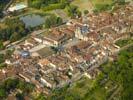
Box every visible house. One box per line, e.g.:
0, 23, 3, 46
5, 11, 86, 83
38, 59, 56, 68
19, 73, 30, 82
38, 59, 50, 68
32, 36, 43, 43
24, 38, 38, 47
83, 54, 93, 62
43, 29, 67, 46
5, 59, 12, 65
40, 77, 52, 88
8, 3, 27, 12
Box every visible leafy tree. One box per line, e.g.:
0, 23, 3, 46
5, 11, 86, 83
0, 63, 7, 69
0, 54, 5, 64
56, 17, 63, 25
0, 18, 27, 42
4, 78, 19, 91
65, 5, 81, 18
45, 18, 51, 28
16, 92, 24, 100
36, 93, 46, 100
10, 32, 21, 42
0, 78, 35, 99
23, 83, 34, 93
84, 10, 89, 15
5, 49, 14, 58
0, 41, 4, 50
17, 81, 25, 91
45, 15, 63, 28
116, 0, 125, 5
29, 0, 68, 9
0, 88, 6, 98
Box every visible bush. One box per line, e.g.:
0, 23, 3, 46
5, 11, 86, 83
0, 54, 5, 64
45, 15, 63, 28
0, 63, 7, 69
84, 10, 89, 15
0, 88, 6, 98
65, 5, 81, 18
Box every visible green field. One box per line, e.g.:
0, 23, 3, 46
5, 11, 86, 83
115, 38, 133, 47
92, 0, 114, 11
72, 0, 114, 12
72, 0, 94, 12
91, 0, 114, 5
49, 75, 108, 100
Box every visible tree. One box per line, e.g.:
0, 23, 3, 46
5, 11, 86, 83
65, 5, 81, 18
56, 17, 63, 25
0, 18, 27, 42
16, 92, 24, 100
0, 41, 4, 50
45, 17, 51, 28
29, 0, 68, 9
23, 83, 34, 93
45, 15, 63, 28
36, 93, 46, 100
116, 0, 125, 5
4, 78, 19, 92
5, 50, 13, 59
0, 88, 6, 98
10, 32, 21, 42
0, 54, 5, 64
17, 81, 25, 91
84, 10, 89, 15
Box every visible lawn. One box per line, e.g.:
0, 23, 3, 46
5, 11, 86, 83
72, 0, 114, 13
37, 47, 55, 57
115, 38, 133, 47
91, 0, 114, 5
68, 76, 94, 98
91, 0, 114, 12
72, 0, 94, 12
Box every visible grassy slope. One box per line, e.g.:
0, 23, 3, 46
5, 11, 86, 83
115, 38, 133, 47
72, 0, 114, 12
91, 0, 113, 5
72, 0, 94, 12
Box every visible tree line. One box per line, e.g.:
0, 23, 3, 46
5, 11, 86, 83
29, 0, 69, 9
0, 78, 34, 100
0, 18, 30, 43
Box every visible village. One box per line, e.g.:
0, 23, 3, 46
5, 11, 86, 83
0, 3, 133, 96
